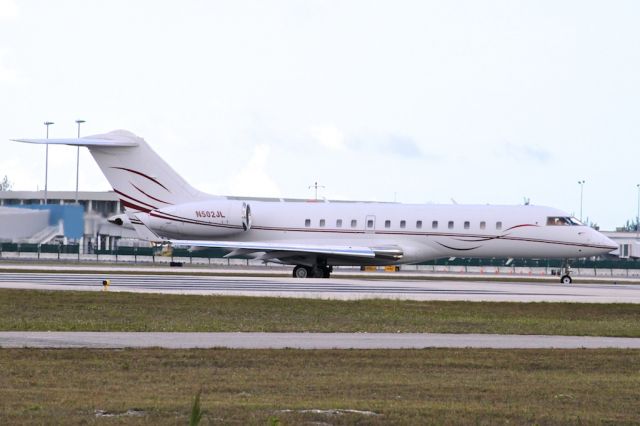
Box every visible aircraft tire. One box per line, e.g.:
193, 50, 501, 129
293, 265, 310, 278
560, 275, 572, 284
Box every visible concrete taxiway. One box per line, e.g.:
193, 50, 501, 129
2, 332, 640, 349
1, 271, 640, 303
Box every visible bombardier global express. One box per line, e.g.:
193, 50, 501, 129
14, 130, 617, 283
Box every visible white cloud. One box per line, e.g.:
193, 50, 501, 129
0, 50, 18, 84
229, 144, 281, 197
0, 0, 18, 20
310, 125, 346, 151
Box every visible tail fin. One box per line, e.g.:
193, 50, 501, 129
13, 130, 212, 213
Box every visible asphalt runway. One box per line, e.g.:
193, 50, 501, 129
1, 271, 640, 303
2, 332, 640, 349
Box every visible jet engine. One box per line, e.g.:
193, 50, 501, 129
107, 213, 134, 229
143, 199, 252, 239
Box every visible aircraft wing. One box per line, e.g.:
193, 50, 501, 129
169, 239, 380, 259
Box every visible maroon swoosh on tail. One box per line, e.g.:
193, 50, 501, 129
131, 183, 172, 205
113, 188, 157, 210
120, 199, 151, 213
111, 167, 170, 192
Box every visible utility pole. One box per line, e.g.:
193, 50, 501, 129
308, 181, 325, 201
636, 183, 639, 238
75, 120, 85, 204
578, 180, 585, 222
44, 121, 54, 204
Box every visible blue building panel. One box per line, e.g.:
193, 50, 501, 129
15, 204, 84, 239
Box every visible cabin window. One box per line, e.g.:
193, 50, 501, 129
367, 219, 374, 228
480, 221, 486, 230
385, 220, 391, 228
336, 219, 342, 228
496, 221, 502, 230
305, 219, 311, 227
400, 220, 406, 229
351, 219, 357, 228
432, 220, 438, 229
416, 220, 422, 229
464, 221, 470, 229
448, 221, 454, 229
319, 219, 325, 227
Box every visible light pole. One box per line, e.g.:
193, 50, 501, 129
636, 183, 639, 238
75, 120, 85, 204
308, 181, 325, 201
44, 121, 54, 204
578, 180, 585, 222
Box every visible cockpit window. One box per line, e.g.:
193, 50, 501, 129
547, 216, 583, 226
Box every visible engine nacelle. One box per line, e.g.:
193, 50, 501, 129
107, 213, 134, 229
144, 199, 252, 239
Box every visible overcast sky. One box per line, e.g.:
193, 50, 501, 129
1, 0, 639, 229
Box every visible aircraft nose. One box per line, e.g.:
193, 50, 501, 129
602, 235, 618, 252
590, 230, 617, 252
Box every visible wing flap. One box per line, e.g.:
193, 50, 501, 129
170, 239, 377, 258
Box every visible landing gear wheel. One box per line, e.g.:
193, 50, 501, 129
293, 265, 310, 278
560, 275, 572, 284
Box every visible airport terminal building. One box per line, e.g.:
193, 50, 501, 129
0, 190, 138, 252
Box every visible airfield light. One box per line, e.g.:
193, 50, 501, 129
43, 121, 54, 204
74, 120, 85, 204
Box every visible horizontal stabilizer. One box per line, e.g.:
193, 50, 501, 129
12, 137, 138, 147
170, 239, 377, 258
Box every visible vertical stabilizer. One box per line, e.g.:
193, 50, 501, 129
14, 130, 214, 214
86, 130, 212, 212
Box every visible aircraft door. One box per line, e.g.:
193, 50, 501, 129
365, 215, 376, 234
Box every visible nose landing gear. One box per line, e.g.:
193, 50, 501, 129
560, 259, 572, 284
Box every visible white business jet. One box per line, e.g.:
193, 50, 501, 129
14, 130, 617, 283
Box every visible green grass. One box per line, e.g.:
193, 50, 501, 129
1, 288, 640, 336
0, 348, 638, 424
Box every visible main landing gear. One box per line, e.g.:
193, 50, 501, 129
560, 259, 572, 284
293, 265, 332, 278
